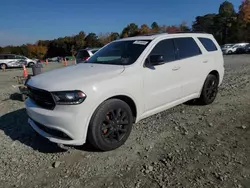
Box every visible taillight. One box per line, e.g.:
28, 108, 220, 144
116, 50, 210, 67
82, 57, 89, 61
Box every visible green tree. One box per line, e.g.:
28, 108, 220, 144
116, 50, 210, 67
121, 23, 139, 38
84, 33, 101, 48
192, 14, 217, 33
110, 32, 119, 41
216, 1, 237, 44
151, 22, 160, 32
74, 31, 85, 50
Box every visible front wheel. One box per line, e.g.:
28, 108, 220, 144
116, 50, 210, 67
198, 74, 219, 105
87, 99, 133, 151
0, 63, 7, 70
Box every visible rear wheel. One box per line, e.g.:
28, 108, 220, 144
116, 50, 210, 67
28, 62, 34, 67
87, 99, 133, 151
227, 50, 233, 55
198, 74, 219, 105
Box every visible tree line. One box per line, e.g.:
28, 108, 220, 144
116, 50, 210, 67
0, 0, 250, 59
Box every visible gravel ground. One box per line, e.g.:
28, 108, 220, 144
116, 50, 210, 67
0, 56, 250, 188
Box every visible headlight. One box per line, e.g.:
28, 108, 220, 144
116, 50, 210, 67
52, 90, 86, 105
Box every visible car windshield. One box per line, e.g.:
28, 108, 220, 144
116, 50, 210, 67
86, 40, 151, 65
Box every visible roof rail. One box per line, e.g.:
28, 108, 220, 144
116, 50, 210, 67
173, 31, 208, 34
140, 32, 168, 36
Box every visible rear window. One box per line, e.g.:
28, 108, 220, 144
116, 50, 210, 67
198, 37, 218, 52
76, 50, 90, 59
174, 37, 201, 59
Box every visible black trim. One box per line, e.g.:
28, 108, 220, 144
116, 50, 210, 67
30, 118, 72, 140
173, 31, 208, 34
27, 85, 56, 110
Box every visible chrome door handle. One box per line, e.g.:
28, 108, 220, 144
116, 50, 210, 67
203, 60, 208, 63
172, 66, 180, 71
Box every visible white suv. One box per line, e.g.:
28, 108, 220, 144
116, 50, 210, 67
0, 54, 37, 68
25, 33, 224, 151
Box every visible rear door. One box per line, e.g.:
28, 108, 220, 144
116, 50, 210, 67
173, 37, 204, 97
197, 36, 223, 84
6, 55, 19, 67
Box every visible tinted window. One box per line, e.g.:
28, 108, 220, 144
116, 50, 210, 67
0, 55, 4, 59
7, 55, 15, 59
76, 50, 90, 59
198, 37, 218, 52
150, 39, 176, 62
91, 50, 98, 54
16, 55, 26, 60
174, 37, 201, 59
87, 40, 151, 65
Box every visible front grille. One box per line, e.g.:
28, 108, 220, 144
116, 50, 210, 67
27, 86, 55, 110
32, 119, 72, 140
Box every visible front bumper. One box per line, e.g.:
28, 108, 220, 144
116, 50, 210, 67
25, 98, 89, 145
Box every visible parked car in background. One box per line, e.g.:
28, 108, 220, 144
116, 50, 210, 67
25, 32, 224, 151
64, 56, 75, 61
223, 43, 249, 55
235, 46, 247, 54
47, 57, 59, 62
76, 48, 100, 64
0, 54, 37, 69
244, 44, 250, 54
221, 44, 234, 54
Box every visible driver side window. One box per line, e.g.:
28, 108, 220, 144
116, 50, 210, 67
149, 39, 176, 63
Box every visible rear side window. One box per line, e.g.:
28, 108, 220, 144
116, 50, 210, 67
198, 37, 218, 52
16, 55, 26, 60
76, 50, 90, 59
174, 37, 201, 59
0, 55, 4, 59
7, 55, 15, 59
150, 39, 176, 62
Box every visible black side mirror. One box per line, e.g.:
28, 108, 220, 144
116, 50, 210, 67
149, 55, 164, 66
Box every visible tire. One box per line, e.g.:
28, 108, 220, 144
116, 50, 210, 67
198, 74, 219, 105
227, 50, 233, 55
87, 99, 133, 151
28, 62, 34, 67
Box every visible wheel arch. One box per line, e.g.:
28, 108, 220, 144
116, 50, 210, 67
208, 70, 220, 83
199, 70, 220, 96
106, 95, 137, 123
28, 62, 35, 67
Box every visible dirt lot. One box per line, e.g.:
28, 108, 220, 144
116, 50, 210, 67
0, 56, 250, 188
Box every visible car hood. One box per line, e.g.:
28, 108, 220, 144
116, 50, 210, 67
27, 63, 125, 91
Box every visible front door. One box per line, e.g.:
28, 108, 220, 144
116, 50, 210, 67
143, 39, 184, 112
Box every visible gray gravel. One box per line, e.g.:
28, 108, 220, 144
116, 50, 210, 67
1, 55, 250, 188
